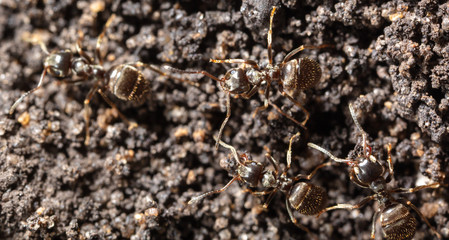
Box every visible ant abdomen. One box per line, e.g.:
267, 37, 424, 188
106, 64, 150, 101
288, 182, 327, 215
44, 50, 73, 77
381, 203, 417, 240
281, 57, 321, 91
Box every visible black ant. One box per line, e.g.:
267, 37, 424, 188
164, 6, 328, 148
9, 14, 196, 145
307, 103, 442, 240
188, 132, 331, 235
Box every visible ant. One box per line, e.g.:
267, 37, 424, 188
9, 14, 196, 145
164, 6, 328, 148
307, 103, 442, 240
188, 132, 331, 235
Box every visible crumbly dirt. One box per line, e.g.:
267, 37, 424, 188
0, 0, 448, 239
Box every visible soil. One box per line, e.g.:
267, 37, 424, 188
0, 0, 448, 239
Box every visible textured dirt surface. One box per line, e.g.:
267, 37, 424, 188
0, 0, 448, 239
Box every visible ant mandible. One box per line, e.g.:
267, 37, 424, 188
165, 6, 327, 148
307, 103, 442, 240
9, 14, 196, 145
189, 132, 331, 236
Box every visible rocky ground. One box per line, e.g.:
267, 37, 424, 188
0, 0, 448, 239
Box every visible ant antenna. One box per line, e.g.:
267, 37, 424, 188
9, 67, 49, 115
267, 6, 276, 65
348, 103, 371, 157
188, 176, 238, 205
307, 143, 351, 163
214, 136, 245, 165
285, 131, 301, 173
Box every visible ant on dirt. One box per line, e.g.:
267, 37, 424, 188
189, 132, 331, 236
308, 103, 442, 240
164, 6, 329, 148
9, 14, 196, 145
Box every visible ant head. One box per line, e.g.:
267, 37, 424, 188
237, 160, 264, 188
220, 151, 252, 177
44, 50, 73, 77
352, 154, 384, 186
221, 68, 251, 94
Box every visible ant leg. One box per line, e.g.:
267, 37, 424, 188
243, 188, 274, 196
292, 162, 332, 181
280, 90, 309, 126
62, 78, 90, 84
261, 189, 278, 208
251, 81, 271, 118
95, 14, 116, 65
76, 30, 93, 64
282, 44, 333, 64
215, 93, 231, 149
162, 65, 221, 83
316, 194, 376, 218
400, 199, 442, 239
134, 62, 199, 87
241, 85, 259, 100
9, 67, 49, 115
83, 83, 101, 145
209, 59, 260, 69
214, 137, 245, 165
269, 100, 304, 128
265, 152, 280, 175
188, 176, 238, 205
389, 182, 440, 194
97, 89, 138, 130
262, 152, 280, 206
370, 210, 381, 239
286, 198, 317, 239
385, 143, 394, 183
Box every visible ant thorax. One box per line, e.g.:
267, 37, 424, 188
221, 68, 267, 94
71, 58, 92, 77
370, 178, 387, 194
246, 67, 269, 86
261, 170, 277, 188
277, 174, 294, 192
